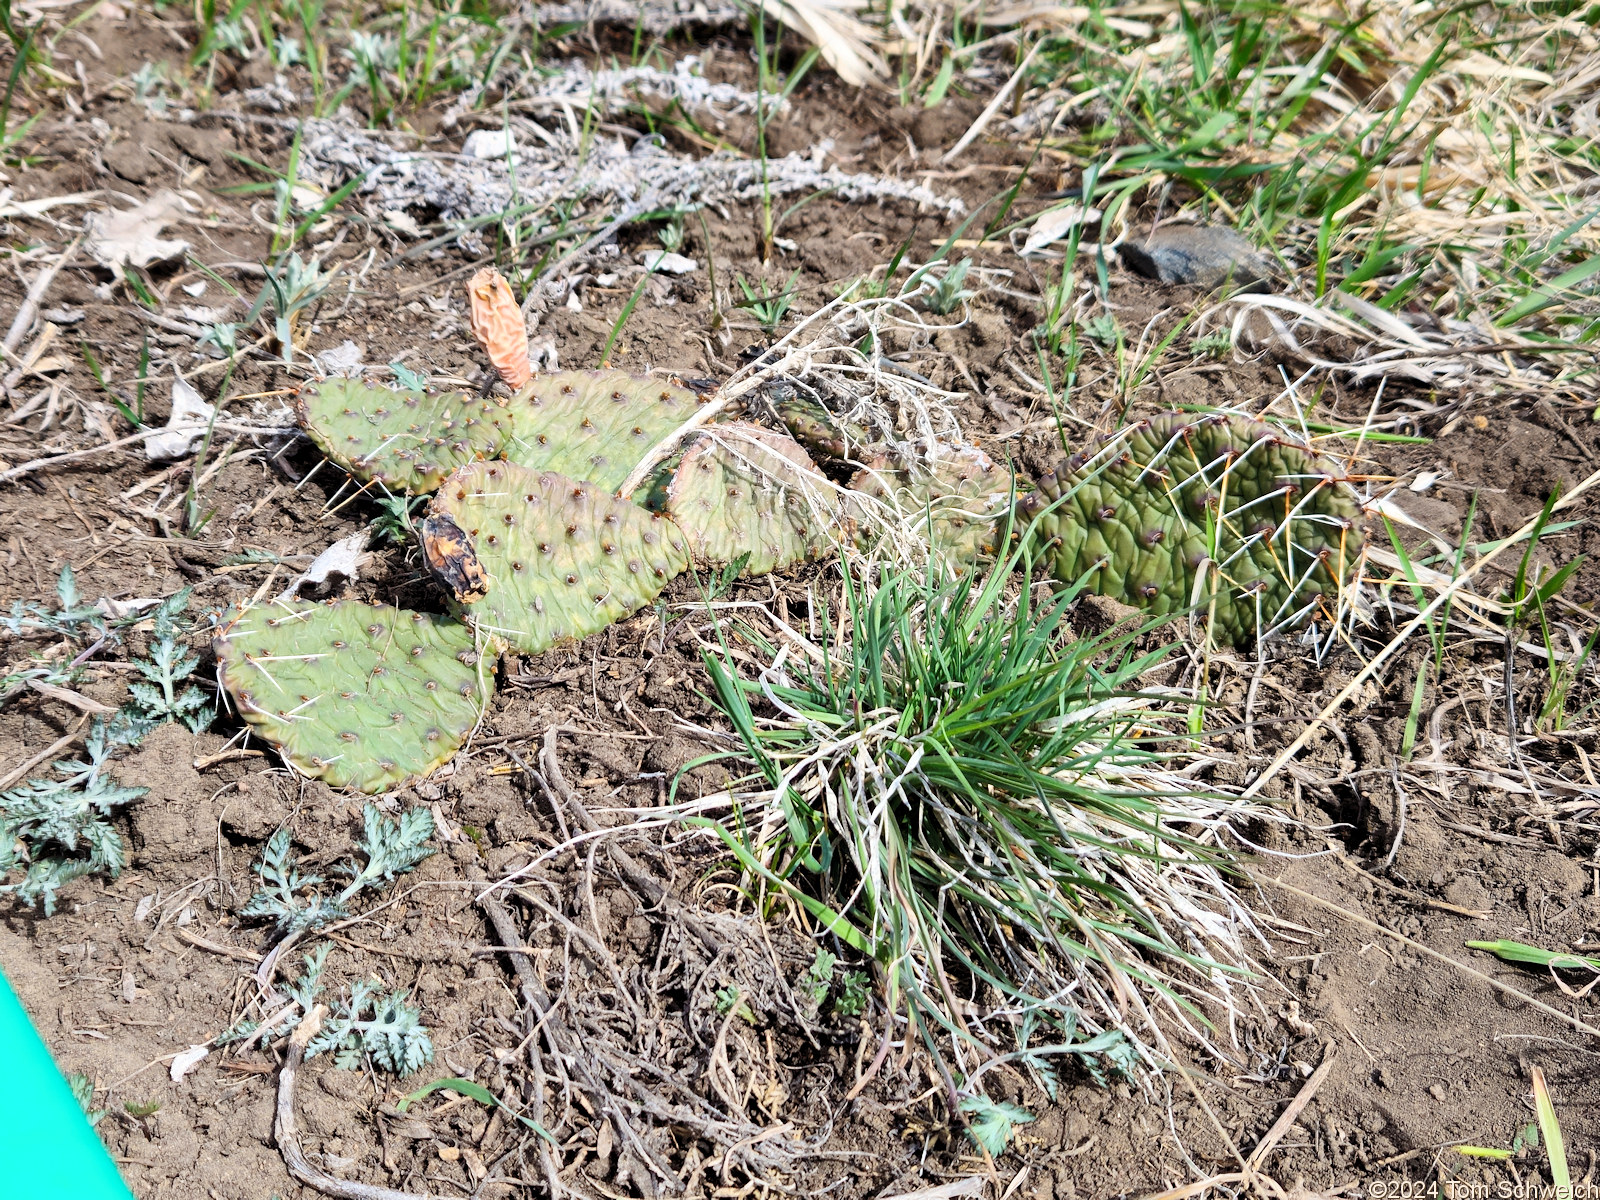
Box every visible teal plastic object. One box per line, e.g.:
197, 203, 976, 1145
0, 963, 134, 1199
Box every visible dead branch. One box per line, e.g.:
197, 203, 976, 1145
276, 1005, 444, 1200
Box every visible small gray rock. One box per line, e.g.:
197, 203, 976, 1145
104, 138, 157, 185
167, 123, 236, 164
1121, 225, 1277, 290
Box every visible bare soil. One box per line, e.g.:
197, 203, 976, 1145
2, 10, 1598, 1200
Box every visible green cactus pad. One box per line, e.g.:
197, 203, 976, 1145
663, 424, 835, 576
1017, 413, 1365, 645
770, 386, 871, 467
296, 378, 515, 494
504, 370, 703, 492
428, 460, 689, 654
214, 600, 490, 794
849, 440, 1012, 571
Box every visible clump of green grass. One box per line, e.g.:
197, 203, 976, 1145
922, 257, 976, 315
696, 557, 1272, 1088
735, 268, 801, 335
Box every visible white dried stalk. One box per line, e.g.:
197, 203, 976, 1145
301, 113, 962, 230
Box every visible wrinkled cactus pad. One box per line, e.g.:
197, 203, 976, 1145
849, 440, 1012, 571
214, 599, 490, 794
297, 378, 514, 494
428, 460, 689, 654
1017, 413, 1365, 645
770, 386, 871, 467
663, 424, 835, 576
504, 370, 703, 492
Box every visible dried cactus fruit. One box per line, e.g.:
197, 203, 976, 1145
849, 440, 1012, 570
769, 385, 871, 467
428, 460, 688, 654
419, 513, 488, 603
1016, 413, 1366, 645
296, 378, 514, 494
467, 269, 532, 390
214, 600, 489, 794
503, 369, 705, 493
663, 424, 835, 576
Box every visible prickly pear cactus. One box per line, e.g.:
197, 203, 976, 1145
770, 386, 870, 467
427, 460, 689, 654
297, 378, 515, 494
214, 600, 489, 794
504, 370, 704, 492
662, 424, 834, 576
1016, 413, 1365, 645
849, 440, 1012, 570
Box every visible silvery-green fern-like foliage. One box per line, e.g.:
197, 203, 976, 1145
310, 977, 435, 1075
125, 589, 214, 733
237, 830, 347, 934
239, 806, 435, 934
214, 944, 433, 1075
0, 715, 149, 914
1, 565, 106, 640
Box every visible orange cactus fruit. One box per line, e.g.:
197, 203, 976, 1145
467, 269, 532, 390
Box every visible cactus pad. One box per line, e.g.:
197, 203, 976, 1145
214, 600, 489, 794
297, 378, 514, 494
504, 370, 703, 493
770, 386, 871, 467
849, 440, 1012, 570
663, 424, 835, 576
1017, 413, 1365, 645
428, 460, 689, 654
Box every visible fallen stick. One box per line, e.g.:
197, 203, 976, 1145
2, 235, 82, 358
174, 927, 263, 964
940, 41, 1042, 165
1245, 1047, 1335, 1170
0, 717, 90, 790
276, 1005, 444, 1200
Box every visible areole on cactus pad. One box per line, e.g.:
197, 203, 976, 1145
658, 423, 835, 577
504, 369, 708, 493
295, 379, 515, 495
225, 271, 1369, 794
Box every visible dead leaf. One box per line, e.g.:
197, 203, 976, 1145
641, 250, 698, 274
282, 531, 371, 598
170, 1044, 209, 1082
145, 374, 214, 461
86, 190, 196, 278
1021, 204, 1101, 256
387, 1116, 435, 1140
882, 1178, 986, 1200
315, 340, 365, 376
